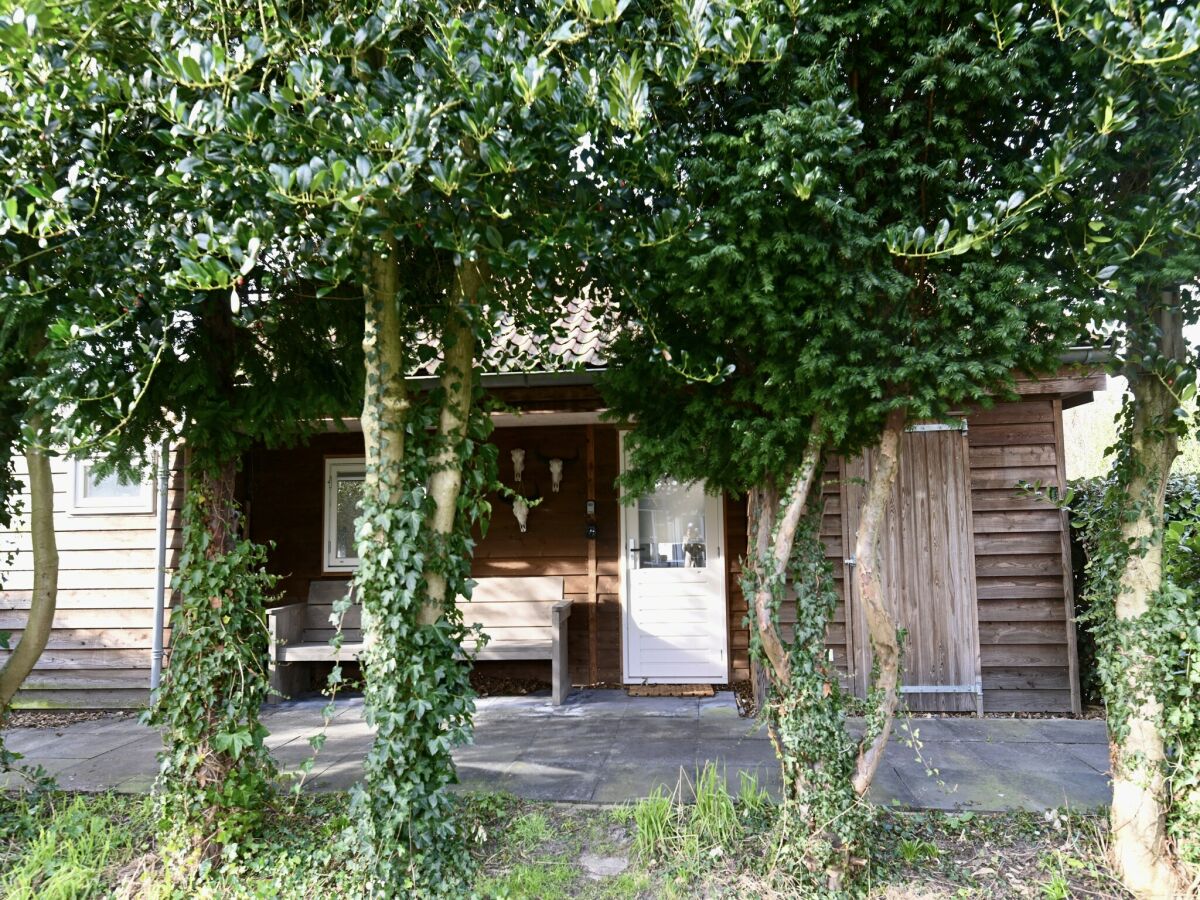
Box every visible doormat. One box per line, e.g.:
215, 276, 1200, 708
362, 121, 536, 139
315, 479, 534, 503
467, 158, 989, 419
627, 684, 714, 698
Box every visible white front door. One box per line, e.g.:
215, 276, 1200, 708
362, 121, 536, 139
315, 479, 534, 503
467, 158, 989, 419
622, 468, 728, 684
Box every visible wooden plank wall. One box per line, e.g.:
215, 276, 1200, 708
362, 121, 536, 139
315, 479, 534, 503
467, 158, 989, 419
248, 424, 624, 687
0, 452, 183, 709
247, 431, 364, 604
723, 459, 848, 685
967, 399, 1078, 712
476, 425, 621, 684
724, 400, 1079, 713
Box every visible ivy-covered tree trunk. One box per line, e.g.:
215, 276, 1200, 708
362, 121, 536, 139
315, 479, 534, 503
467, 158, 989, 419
151, 453, 277, 865
354, 248, 484, 894
746, 424, 825, 702
1109, 299, 1185, 900
150, 293, 277, 866
0, 430, 58, 710
741, 422, 870, 888
852, 406, 906, 797
422, 261, 484, 625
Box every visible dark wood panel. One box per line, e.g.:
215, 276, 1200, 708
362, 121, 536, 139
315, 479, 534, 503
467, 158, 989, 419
974, 554, 1063, 577
971, 466, 1059, 489
977, 598, 1068, 621
974, 533, 1063, 555
979, 622, 1067, 644
983, 689, 1073, 712
982, 667, 1072, 690
964, 400, 1054, 426
975, 578, 1066, 600
980, 644, 1068, 667
968, 422, 1056, 446
970, 446, 1057, 469
972, 510, 1064, 533
971, 490, 1061, 512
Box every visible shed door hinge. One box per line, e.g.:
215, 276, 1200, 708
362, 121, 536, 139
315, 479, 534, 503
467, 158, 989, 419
843, 556, 857, 568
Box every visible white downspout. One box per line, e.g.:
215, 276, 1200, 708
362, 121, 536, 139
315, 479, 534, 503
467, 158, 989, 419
150, 437, 171, 691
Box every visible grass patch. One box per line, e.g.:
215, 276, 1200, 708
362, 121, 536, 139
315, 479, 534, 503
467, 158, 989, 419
0, 784, 1119, 898
477, 860, 577, 898
0, 795, 149, 899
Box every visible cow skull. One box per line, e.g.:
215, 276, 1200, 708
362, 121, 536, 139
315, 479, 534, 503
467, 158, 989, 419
511, 448, 526, 482
549, 458, 564, 492
513, 496, 530, 532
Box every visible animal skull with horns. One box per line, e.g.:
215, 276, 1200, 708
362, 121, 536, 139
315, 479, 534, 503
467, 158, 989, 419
537, 449, 580, 493
512, 496, 530, 532
500, 483, 540, 533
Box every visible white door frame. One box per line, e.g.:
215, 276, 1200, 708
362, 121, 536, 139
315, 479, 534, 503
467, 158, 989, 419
618, 431, 729, 684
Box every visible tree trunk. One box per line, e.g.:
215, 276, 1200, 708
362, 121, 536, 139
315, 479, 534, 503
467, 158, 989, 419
747, 420, 825, 706
851, 406, 906, 797
0, 433, 59, 710
1110, 297, 1185, 900
361, 237, 409, 509
197, 458, 238, 558
421, 260, 485, 626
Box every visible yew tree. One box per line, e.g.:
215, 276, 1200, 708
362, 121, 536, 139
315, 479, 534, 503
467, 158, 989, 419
600, 2, 1086, 884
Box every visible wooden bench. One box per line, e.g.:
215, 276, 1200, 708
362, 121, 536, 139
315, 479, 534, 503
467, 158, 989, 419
267, 576, 573, 704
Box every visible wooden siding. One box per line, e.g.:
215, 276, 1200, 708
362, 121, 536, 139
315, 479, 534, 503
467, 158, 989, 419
247, 424, 624, 686
725, 398, 1080, 713
475, 425, 621, 684
724, 461, 848, 685
843, 428, 983, 712
0, 453, 182, 709
968, 399, 1078, 713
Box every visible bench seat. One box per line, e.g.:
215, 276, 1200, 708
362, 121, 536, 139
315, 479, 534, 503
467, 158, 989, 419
268, 576, 572, 704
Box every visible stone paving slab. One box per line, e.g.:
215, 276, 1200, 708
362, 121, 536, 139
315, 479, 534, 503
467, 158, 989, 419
1, 691, 1112, 811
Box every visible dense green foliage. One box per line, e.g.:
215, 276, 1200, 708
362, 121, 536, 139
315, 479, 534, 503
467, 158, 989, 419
1069, 473, 1200, 703
600, 2, 1088, 885
602, 3, 1083, 495
762, 511, 869, 880
1070, 470, 1200, 868
126, 3, 798, 891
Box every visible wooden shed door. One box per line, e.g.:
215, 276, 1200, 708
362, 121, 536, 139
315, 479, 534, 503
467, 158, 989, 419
843, 424, 983, 713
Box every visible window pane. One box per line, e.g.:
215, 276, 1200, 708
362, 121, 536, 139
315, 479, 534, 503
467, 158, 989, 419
636, 479, 707, 568
83, 464, 145, 500
334, 476, 364, 563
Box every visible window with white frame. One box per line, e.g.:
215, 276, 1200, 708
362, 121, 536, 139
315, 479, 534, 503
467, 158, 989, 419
325, 458, 366, 571
70, 458, 156, 514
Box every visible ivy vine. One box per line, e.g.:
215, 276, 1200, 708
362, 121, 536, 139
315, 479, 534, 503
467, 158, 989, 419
1072, 461, 1200, 870
744, 507, 874, 892
347, 390, 496, 896
146, 484, 277, 870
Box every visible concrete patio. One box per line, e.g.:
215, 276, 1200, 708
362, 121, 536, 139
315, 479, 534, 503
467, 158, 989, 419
1, 690, 1112, 811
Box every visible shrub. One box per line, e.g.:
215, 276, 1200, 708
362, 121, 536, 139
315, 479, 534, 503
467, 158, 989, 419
1068, 473, 1200, 705
1069, 472, 1200, 870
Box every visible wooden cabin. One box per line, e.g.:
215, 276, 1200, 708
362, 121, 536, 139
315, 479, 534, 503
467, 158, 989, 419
0, 310, 1103, 712
244, 374, 1097, 715
0, 451, 184, 708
